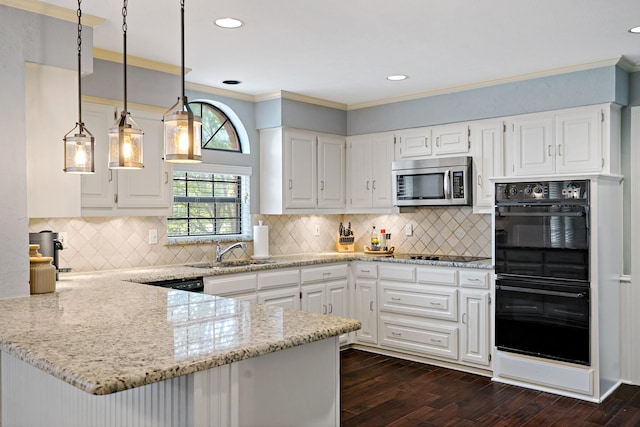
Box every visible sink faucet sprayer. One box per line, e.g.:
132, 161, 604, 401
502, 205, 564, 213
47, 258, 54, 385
216, 242, 247, 262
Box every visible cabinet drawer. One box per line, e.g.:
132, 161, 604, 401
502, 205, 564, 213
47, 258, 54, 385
416, 267, 458, 287
460, 270, 490, 289
352, 263, 377, 279
257, 269, 300, 290
379, 314, 458, 360
300, 264, 348, 284
379, 283, 457, 321
204, 273, 257, 295
379, 265, 416, 282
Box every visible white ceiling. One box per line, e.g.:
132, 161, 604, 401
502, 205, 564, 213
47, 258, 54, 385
37, 0, 640, 107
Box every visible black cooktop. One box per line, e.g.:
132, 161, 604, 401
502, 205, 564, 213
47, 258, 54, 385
393, 253, 490, 263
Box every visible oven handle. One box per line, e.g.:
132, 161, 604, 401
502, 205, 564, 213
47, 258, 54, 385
495, 211, 585, 217
496, 284, 588, 299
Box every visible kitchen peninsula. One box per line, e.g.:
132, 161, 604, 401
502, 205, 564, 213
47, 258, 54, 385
0, 262, 361, 427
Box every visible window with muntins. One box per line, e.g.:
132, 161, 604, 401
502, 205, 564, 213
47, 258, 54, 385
189, 101, 241, 152
168, 167, 250, 239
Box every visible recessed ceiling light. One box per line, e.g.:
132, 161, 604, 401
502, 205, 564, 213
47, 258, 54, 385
222, 80, 242, 85
387, 74, 408, 81
215, 18, 243, 29
630, 26, 640, 33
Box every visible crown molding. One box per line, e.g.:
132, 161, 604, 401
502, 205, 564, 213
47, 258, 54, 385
348, 57, 628, 110
186, 82, 255, 102
0, 0, 104, 27
279, 91, 347, 110
93, 48, 188, 76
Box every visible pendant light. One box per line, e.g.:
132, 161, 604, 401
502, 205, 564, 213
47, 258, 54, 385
63, 0, 95, 174
108, 0, 144, 169
163, 0, 202, 163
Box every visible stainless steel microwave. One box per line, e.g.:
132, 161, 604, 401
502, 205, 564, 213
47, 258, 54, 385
392, 156, 472, 207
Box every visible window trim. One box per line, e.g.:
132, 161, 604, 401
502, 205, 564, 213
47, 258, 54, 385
167, 163, 252, 244
190, 99, 251, 154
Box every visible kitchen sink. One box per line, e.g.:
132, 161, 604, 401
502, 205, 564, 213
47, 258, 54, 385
189, 259, 274, 269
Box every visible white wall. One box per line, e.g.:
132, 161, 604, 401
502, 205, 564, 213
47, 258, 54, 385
0, 6, 91, 298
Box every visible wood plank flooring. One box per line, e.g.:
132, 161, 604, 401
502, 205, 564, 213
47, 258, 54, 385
340, 349, 640, 427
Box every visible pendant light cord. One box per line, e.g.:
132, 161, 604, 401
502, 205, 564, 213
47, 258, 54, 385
181, 0, 185, 100
122, 0, 128, 115
76, 0, 83, 132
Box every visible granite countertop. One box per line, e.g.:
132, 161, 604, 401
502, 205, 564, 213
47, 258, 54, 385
0, 252, 490, 396
0, 271, 360, 396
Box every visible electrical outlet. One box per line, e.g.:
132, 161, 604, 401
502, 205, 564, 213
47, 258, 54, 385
148, 229, 158, 245
314, 224, 320, 236
405, 224, 413, 236
59, 232, 68, 247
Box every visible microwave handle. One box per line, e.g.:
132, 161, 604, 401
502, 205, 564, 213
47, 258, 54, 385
443, 170, 451, 198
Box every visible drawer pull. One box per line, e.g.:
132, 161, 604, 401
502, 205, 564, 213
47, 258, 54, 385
467, 278, 482, 282
462, 313, 467, 324
430, 302, 443, 307
360, 269, 370, 273
391, 332, 402, 337
369, 301, 374, 311
430, 338, 442, 343
391, 297, 402, 302
328, 303, 333, 314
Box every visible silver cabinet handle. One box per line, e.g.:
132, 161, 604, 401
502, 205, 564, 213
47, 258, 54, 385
430, 338, 442, 343
423, 137, 428, 147
558, 144, 563, 156
436, 136, 440, 147
430, 302, 443, 307
467, 278, 481, 282
548, 145, 552, 157
108, 169, 113, 182
360, 269, 370, 273
462, 313, 467, 324
328, 303, 333, 314
320, 180, 325, 190
477, 174, 482, 187
391, 297, 402, 302
369, 301, 374, 311
322, 304, 327, 314
366, 180, 370, 190
372, 180, 376, 190
391, 332, 402, 337
288, 179, 293, 189
164, 171, 169, 184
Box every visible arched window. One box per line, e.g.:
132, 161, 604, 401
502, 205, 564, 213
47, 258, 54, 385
189, 101, 241, 152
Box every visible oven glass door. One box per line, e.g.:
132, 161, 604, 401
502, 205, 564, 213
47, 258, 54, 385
495, 276, 590, 365
495, 204, 589, 280
396, 172, 445, 201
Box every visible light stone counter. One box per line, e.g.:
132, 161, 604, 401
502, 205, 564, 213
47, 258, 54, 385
0, 270, 360, 396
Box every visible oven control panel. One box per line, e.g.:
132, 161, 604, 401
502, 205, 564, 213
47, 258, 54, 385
495, 180, 589, 202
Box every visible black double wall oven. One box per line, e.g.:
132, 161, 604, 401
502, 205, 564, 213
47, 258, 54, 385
494, 180, 591, 366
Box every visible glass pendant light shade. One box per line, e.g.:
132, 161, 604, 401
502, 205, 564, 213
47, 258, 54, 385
163, 96, 202, 163
108, 112, 144, 169
63, 124, 95, 174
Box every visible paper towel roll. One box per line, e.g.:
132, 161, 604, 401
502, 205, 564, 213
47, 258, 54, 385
252, 222, 270, 259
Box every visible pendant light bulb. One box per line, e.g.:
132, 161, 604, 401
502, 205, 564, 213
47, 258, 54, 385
109, 0, 144, 169
63, 0, 95, 174
163, 0, 202, 163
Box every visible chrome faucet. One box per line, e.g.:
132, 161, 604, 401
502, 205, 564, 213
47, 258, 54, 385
216, 242, 247, 262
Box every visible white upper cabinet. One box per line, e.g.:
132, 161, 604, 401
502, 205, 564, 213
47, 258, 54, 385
471, 120, 504, 212
396, 127, 431, 158
347, 132, 395, 212
284, 129, 317, 209
260, 127, 346, 214
506, 104, 620, 177
318, 135, 347, 209
396, 123, 469, 160
25, 63, 81, 218
80, 102, 172, 217
432, 123, 470, 155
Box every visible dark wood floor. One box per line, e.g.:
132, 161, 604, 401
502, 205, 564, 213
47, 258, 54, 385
340, 349, 640, 427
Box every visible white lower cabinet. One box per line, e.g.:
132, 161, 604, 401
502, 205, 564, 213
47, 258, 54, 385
257, 268, 301, 310
352, 263, 378, 345
460, 290, 490, 366
203, 273, 258, 304
379, 314, 459, 360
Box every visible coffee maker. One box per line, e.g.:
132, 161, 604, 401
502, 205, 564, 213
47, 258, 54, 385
29, 231, 64, 280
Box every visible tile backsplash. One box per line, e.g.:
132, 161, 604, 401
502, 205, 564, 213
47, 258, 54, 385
30, 208, 491, 273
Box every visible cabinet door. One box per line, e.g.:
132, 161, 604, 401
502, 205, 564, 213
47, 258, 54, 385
258, 287, 301, 310
397, 127, 431, 158
354, 279, 377, 344
301, 283, 326, 314
284, 130, 317, 209
317, 135, 346, 209
348, 137, 373, 208
370, 134, 395, 208
471, 120, 504, 209
511, 115, 555, 176
460, 290, 490, 366
81, 102, 117, 210
555, 109, 602, 173
25, 63, 82, 218
116, 107, 172, 212
433, 124, 469, 155
327, 279, 348, 317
